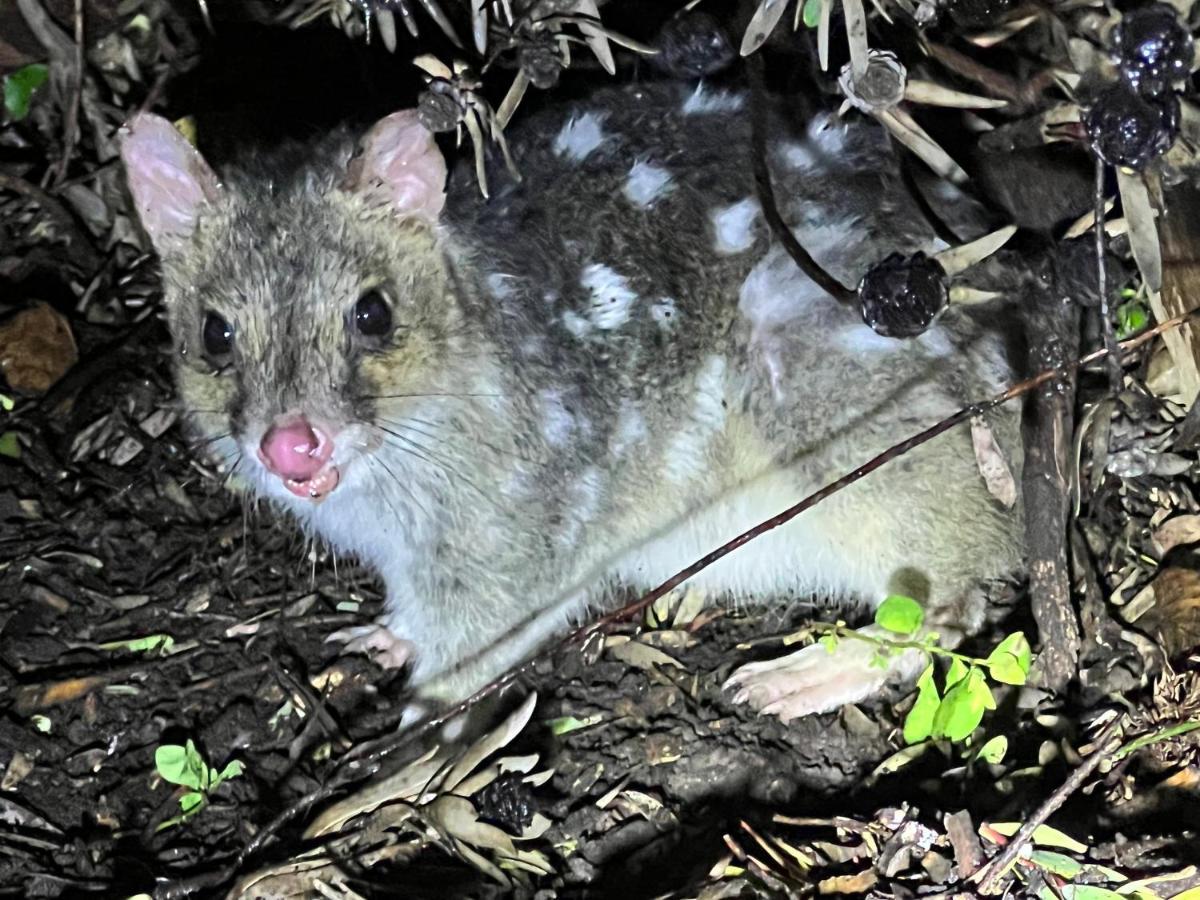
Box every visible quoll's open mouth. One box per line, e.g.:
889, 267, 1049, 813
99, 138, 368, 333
258, 416, 342, 500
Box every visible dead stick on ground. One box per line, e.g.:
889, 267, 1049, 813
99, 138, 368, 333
1023, 274, 1082, 694
232, 307, 1200, 878
973, 717, 1123, 891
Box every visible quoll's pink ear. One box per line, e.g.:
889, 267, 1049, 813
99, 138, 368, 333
119, 113, 222, 254
343, 110, 447, 223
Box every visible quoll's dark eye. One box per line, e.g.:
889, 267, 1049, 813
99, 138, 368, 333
201, 311, 234, 360
354, 289, 393, 339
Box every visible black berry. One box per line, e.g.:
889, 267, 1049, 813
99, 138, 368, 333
651, 10, 734, 79
1112, 3, 1195, 98
858, 253, 948, 339
1085, 82, 1180, 170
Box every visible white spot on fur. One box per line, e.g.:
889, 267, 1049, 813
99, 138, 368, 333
611, 400, 648, 456
486, 272, 515, 300
682, 83, 745, 115
778, 141, 816, 170
538, 389, 576, 447
651, 297, 679, 329
581, 263, 638, 330
553, 112, 608, 162
808, 113, 851, 156
665, 356, 727, 482
711, 198, 760, 254
563, 310, 591, 338
623, 161, 673, 207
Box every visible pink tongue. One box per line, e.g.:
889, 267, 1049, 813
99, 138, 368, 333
260, 419, 327, 481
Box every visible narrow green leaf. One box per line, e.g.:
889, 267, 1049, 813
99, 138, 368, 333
818, 633, 838, 653
0, 433, 20, 458
216, 759, 244, 784
802, 0, 822, 28
985, 822, 1089, 853
975, 734, 1008, 764
945, 656, 969, 689
0, 394, 13, 411
903, 664, 939, 744
1029, 849, 1082, 878
874, 595, 924, 634
99, 634, 175, 655
184, 740, 210, 791
1059, 887, 1127, 900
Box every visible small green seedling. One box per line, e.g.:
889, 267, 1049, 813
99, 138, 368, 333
4, 63, 48, 121
1115, 299, 1149, 339
810, 596, 1032, 747
0, 432, 19, 459
99, 634, 175, 655
801, 0, 823, 28
154, 739, 244, 830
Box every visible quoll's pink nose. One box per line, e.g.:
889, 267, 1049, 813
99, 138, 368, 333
259, 418, 331, 481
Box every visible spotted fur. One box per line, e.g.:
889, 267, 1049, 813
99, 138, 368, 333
124, 81, 1025, 713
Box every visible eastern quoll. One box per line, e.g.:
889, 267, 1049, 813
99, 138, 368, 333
119, 79, 1024, 723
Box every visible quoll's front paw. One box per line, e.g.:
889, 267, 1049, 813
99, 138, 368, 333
327, 623, 415, 671
724, 632, 920, 722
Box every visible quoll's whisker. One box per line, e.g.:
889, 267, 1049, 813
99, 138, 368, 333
375, 414, 539, 466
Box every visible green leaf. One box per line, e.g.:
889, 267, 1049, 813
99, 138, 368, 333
874, 595, 924, 635
99, 634, 175, 655
178, 791, 204, 813
903, 664, 939, 744
988, 633, 1032, 678
801, 0, 822, 28
155, 740, 209, 790
4, 63, 49, 121
1116, 300, 1149, 339
987, 651, 1026, 686
975, 734, 1008, 764
932, 667, 990, 742
547, 715, 600, 736
986, 822, 1089, 853
1030, 849, 1082, 878
0, 433, 20, 459
0, 394, 13, 412
818, 633, 838, 653
945, 656, 969, 690
1059, 888, 1127, 900
216, 759, 244, 784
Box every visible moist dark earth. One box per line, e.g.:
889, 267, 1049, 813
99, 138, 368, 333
5, 1, 1200, 898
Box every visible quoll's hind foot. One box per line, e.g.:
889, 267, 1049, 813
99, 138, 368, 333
327, 623, 415, 671
724, 626, 926, 722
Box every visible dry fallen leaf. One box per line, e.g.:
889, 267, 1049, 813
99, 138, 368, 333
0, 302, 77, 394
971, 416, 1018, 509
1137, 567, 1200, 657
1153, 515, 1200, 555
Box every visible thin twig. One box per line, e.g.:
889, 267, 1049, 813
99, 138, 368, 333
51, 0, 85, 187
746, 51, 855, 305
1095, 157, 1121, 391
973, 716, 1123, 891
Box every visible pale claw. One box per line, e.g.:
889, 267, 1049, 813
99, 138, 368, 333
724, 635, 908, 723
327, 624, 415, 670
